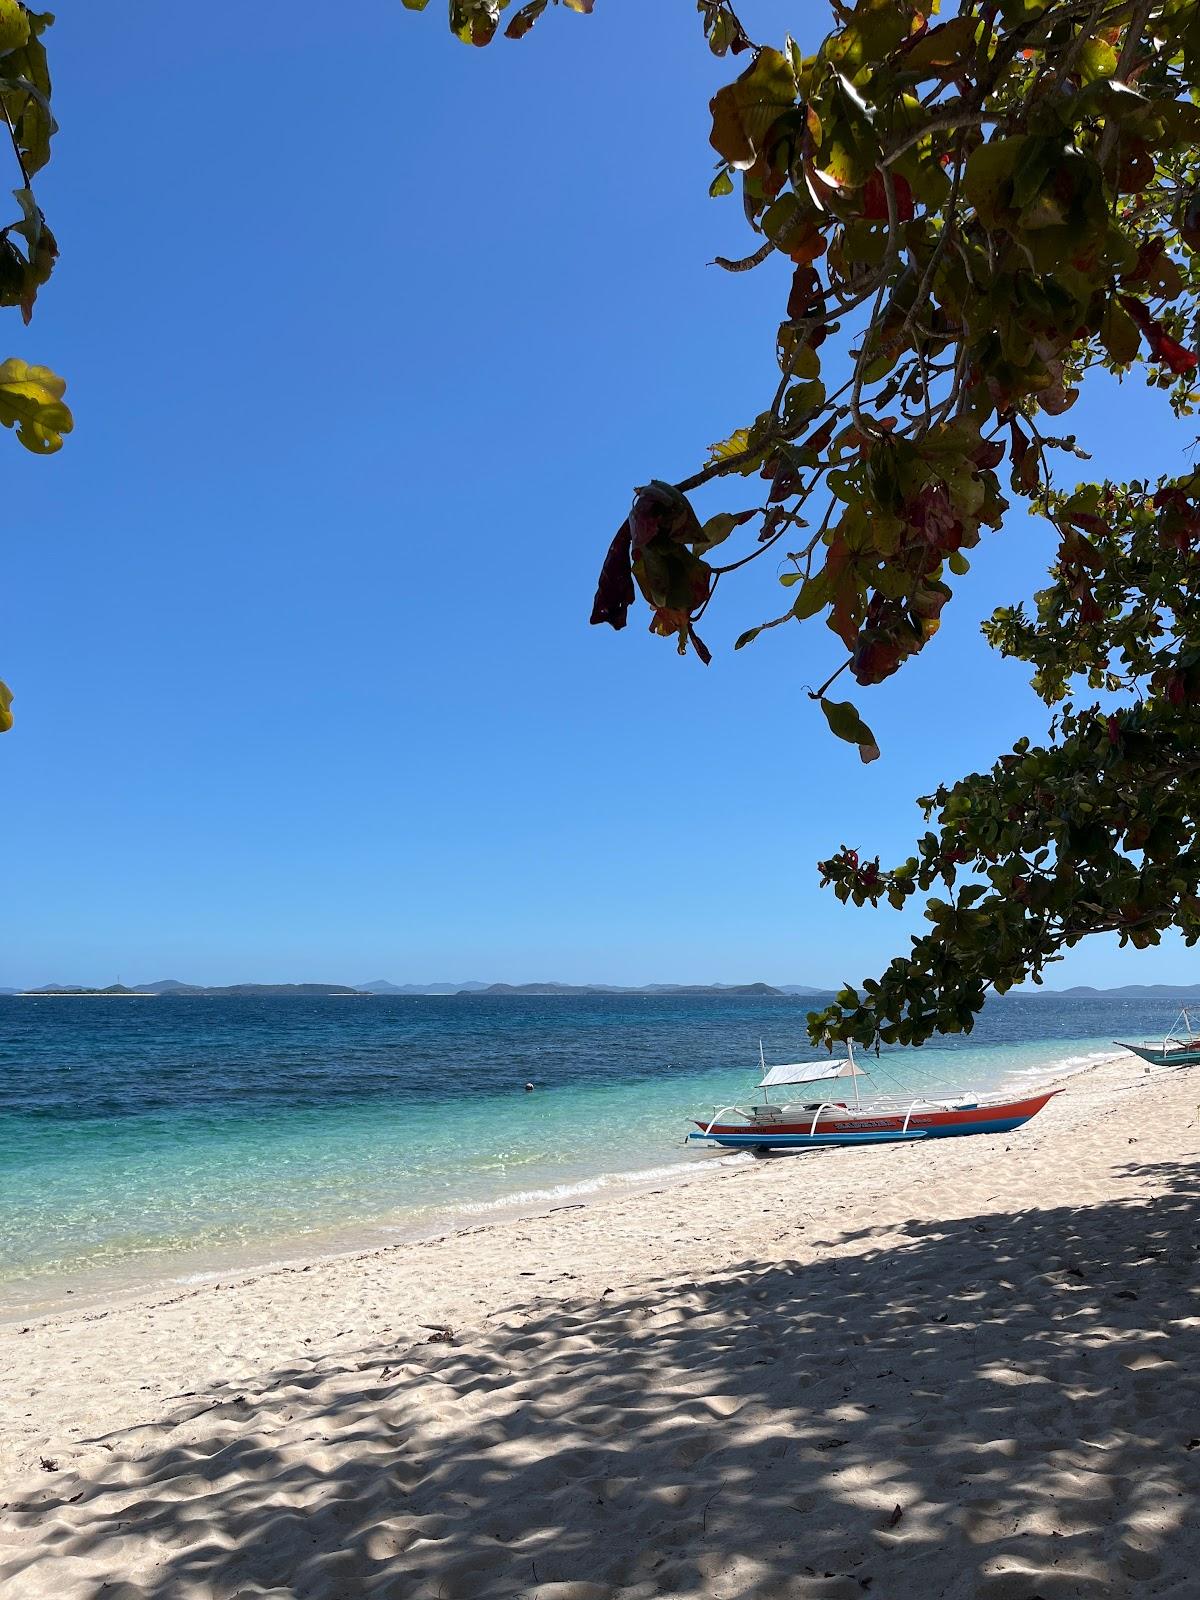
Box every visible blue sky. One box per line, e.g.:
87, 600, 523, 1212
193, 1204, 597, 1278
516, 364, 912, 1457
2, 0, 1194, 989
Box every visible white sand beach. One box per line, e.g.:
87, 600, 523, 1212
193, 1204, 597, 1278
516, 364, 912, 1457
2, 1052, 1198, 1599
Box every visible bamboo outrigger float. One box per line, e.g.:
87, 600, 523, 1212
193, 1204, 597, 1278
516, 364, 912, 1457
686, 1041, 1060, 1152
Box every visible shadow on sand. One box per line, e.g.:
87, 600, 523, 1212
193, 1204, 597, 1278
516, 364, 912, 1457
3, 1160, 1198, 1599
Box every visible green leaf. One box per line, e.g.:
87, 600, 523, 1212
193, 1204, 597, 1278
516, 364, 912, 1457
791, 568, 831, 619
709, 47, 797, 170
694, 508, 754, 551
1099, 298, 1140, 365
0, 10, 54, 177
782, 376, 826, 425
709, 166, 734, 198
1077, 35, 1118, 84
820, 696, 880, 763
449, 0, 502, 46
734, 626, 762, 650
0, 357, 71, 452
0, 678, 11, 733
963, 138, 1023, 229
860, 349, 897, 385
818, 73, 879, 187
822, 0, 910, 71
903, 16, 979, 73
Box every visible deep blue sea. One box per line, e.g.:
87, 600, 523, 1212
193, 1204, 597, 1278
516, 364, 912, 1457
0, 992, 1190, 1316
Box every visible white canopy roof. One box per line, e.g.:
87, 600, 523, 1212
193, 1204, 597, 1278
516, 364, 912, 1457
759, 1059, 867, 1089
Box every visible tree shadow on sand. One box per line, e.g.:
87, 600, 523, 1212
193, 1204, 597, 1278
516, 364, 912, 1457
2, 1160, 1198, 1600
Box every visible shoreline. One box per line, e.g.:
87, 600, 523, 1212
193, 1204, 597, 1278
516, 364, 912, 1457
0, 1049, 1153, 1406
4, 1048, 1198, 1597
0, 1047, 1124, 1329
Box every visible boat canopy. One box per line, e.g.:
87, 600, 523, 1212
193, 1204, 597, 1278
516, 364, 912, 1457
758, 1059, 867, 1089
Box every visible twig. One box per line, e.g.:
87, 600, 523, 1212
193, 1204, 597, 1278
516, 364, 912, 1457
702, 1487, 724, 1533
0, 93, 30, 191
713, 241, 775, 272
809, 659, 852, 700
881, 110, 1003, 168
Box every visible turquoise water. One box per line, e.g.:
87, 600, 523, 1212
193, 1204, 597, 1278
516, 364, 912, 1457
0, 993, 1184, 1314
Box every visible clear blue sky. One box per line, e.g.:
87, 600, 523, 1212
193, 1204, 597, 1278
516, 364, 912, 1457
2, 1, 1193, 989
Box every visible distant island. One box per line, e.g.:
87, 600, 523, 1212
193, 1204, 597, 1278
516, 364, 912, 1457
357, 980, 491, 995
14, 985, 159, 997
8, 976, 1195, 1001
356, 979, 832, 992
1041, 983, 1200, 999
467, 982, 787, 997
16, 982, 367, 998
5, 977, 832, 999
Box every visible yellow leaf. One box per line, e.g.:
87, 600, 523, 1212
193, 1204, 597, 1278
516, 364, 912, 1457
707, 427, 752, 463
0, 0, 29, 56
0, 357, 72, 453
0, 679, 12, 733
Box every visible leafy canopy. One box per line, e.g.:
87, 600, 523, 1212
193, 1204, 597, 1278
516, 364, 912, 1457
0, 5, 70, 732
407, 0, 1200, 1045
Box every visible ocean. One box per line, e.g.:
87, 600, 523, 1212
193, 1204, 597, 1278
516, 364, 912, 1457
0, 991, 1188, 1318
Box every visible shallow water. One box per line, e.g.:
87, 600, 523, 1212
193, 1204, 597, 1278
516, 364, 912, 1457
0, 991, 1188, 1314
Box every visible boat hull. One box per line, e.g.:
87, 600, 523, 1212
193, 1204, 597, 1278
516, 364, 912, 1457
687, 1129, 928, 1150
1116, 1041, 1200, 1066
691, 1090, 1059, 1151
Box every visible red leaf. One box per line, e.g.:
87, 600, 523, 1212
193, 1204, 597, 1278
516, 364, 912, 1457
764, 454, 804, 502
1154, 333, 1198, 376
590, 520, 634, 630
1120, 237, 1167, 288
1120, 295, 1199, 375
504, 0, 549, 38
972, 439, 1005, 470
787, 264, 822, 321
803, 415, 837, 456
861, 171, 914, 223
1063, 514, 1110, 547
852, 631, 907, 685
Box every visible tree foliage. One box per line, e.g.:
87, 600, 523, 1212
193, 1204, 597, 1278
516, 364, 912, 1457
0, 4, 69, 731
407, 0, 1200, 1048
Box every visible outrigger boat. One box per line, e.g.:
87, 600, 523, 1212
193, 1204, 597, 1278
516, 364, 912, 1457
1115, 1007, 1200, 1067
687, 1041, 1061, 1153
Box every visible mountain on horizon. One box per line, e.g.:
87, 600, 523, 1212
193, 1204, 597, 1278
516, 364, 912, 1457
137, 981, 366, 997
23, 984, 153, 996
1047, 983, 1200, 998
5, 976, 839, 999
355, 979, 490, 995
474, 981, 787, 997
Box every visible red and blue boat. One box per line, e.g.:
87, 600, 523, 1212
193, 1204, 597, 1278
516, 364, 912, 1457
687, 1043, 1061, 1152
